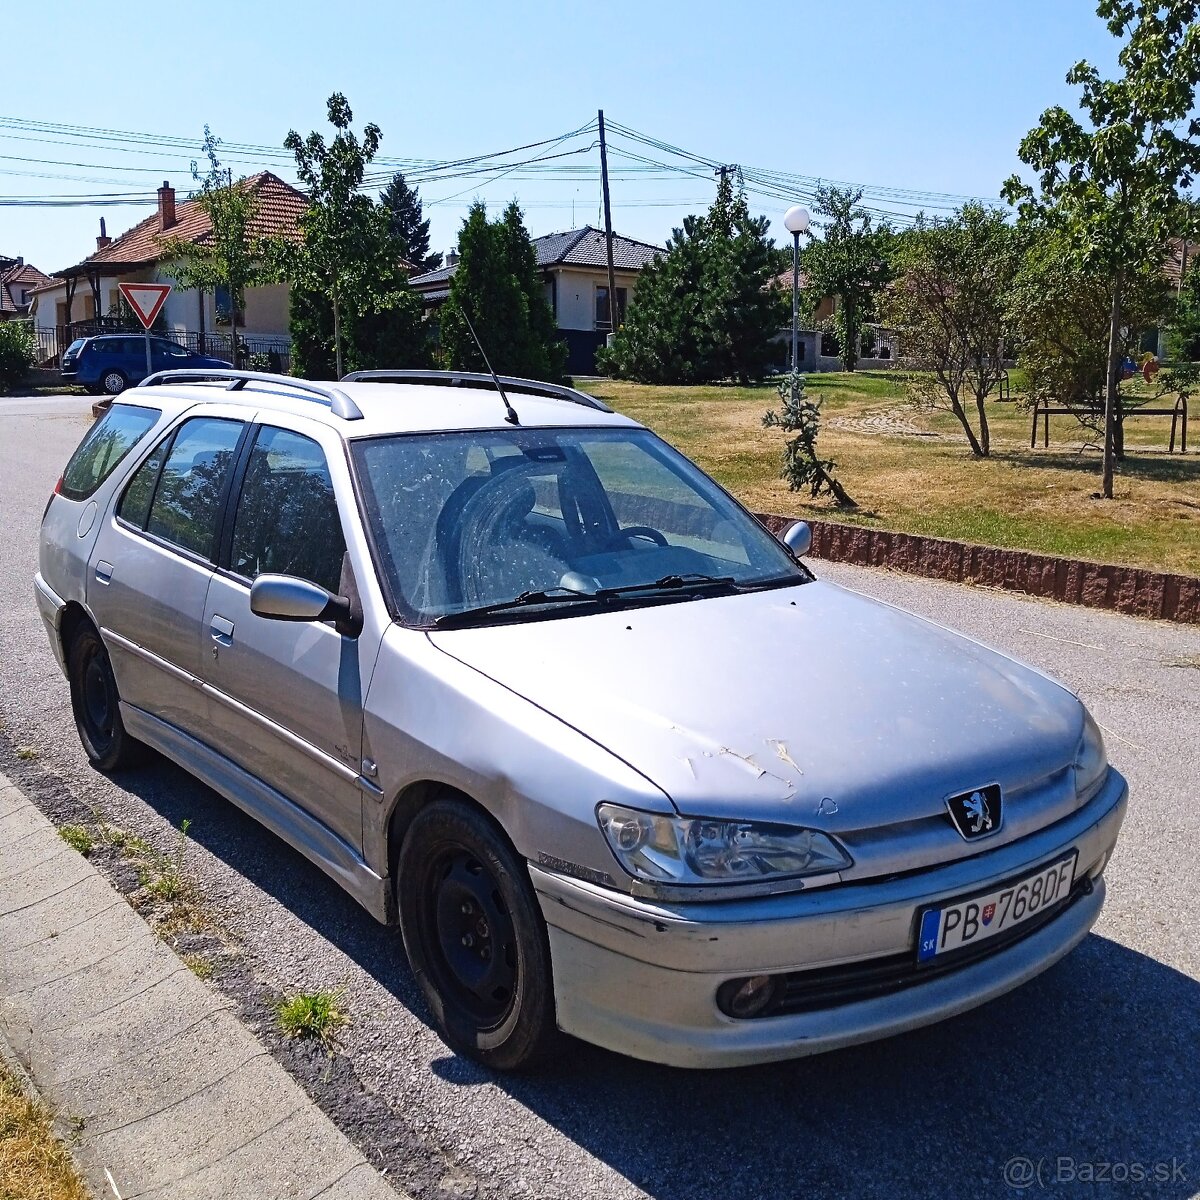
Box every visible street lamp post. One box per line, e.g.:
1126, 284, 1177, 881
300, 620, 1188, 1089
783, 205, 811, 396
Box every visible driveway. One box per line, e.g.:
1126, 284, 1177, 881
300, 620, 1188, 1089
1, 393, 1197, 1200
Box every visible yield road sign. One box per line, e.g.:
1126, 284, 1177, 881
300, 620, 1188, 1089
117, 282, 171, 329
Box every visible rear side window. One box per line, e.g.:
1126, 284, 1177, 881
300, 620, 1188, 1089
230, 426, 346, 593
60, 403, 160, 501
145, 417, 244, 559
117, 437, 169, 529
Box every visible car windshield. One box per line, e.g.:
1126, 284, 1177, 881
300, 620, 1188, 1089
352, 426, 807, 625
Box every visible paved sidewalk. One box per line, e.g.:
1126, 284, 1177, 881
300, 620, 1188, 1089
0, 771, 401, 1200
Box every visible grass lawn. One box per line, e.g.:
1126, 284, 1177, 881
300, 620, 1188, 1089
583, 372, 1200, 577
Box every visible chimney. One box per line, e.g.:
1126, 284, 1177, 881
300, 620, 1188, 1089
96, 217, 111, 251
446, 248, 460, 267
157, 180, 176, 231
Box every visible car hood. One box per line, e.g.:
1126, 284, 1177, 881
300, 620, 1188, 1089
427, 580, 1084, 832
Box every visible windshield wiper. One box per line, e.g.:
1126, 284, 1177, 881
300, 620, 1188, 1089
434, 574, 744, 630
433, 587, 596, 629
595, 573, 739, 599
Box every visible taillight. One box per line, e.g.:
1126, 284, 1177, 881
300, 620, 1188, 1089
42, 476, 62, 521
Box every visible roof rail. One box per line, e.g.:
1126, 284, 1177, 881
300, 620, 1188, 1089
339, 369, 612, 413
139, 369, 363, 420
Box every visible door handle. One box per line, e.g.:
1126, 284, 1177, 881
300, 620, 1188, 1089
210, 615, 235, 646
94, 560, 114, 585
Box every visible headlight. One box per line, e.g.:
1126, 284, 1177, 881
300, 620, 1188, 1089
1074, 709, 1108, 804
597, 803, 852, 886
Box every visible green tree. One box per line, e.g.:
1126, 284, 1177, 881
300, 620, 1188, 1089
1002, 0, 1200, 498
379, 172, 441, 270
884, 204, 1023, 457
161, 127, 259, 368
440, 200, 567, 381
1006, 225, 1172, 446
801, 185, 894, 372
598, 173, 784, 383
595, 214, 709, 383
278, 94, 425, 378
704, 172, 789, 382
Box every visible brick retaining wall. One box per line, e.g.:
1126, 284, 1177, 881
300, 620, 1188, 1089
754, 513, 1200, 625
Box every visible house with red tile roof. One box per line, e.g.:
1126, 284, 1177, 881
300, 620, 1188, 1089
0, 256, 57, 321
30, 173, 307, 360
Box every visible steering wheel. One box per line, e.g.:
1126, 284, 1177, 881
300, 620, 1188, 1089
606, 525, 668, 549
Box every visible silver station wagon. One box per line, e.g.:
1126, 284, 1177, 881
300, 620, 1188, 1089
35, 369, 1127, 1070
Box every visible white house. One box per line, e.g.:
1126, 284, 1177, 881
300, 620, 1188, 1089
30, 175, 305, 364
409, 226, 661, 374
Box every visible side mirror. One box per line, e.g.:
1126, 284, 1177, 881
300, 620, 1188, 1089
782, 520, 812, 558
250, 573, 360, 636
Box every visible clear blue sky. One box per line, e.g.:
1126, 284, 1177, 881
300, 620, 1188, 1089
2, 0, 1120, 275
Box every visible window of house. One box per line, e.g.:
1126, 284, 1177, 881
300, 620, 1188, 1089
214, 284, 245, 327
230, 427, 346, 594
144, 417, 245, 559
595, 285, 628, 330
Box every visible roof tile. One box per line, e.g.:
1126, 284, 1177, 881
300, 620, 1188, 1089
58, 171, 307, 275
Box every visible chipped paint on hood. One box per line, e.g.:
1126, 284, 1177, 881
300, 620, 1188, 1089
429, 580, 1083, 831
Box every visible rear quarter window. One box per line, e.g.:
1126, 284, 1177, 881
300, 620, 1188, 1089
59, 403, 160, 501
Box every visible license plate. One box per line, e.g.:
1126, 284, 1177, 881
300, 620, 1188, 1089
916, 852, 1077, 962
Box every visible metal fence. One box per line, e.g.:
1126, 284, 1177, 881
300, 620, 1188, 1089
28, 321, 292, 374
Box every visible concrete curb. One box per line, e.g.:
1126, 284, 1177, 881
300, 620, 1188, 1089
0, 773, 404, 1200
755, 512, 1200, 625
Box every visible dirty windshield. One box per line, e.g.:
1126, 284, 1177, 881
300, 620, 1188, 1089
351, 427, 807, 624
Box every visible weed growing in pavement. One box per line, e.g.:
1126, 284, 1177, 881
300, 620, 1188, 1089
95, 820, 152, 855
15, 745, 38, 761
58, 825, 94, 856
276, 990, 348, 1047
182, 953, 215, 981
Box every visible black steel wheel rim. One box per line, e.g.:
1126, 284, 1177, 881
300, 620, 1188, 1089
425, 847, 518, 1025
80, 647, 114, 745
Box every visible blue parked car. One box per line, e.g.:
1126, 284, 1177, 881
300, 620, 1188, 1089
60, 334, 232, 396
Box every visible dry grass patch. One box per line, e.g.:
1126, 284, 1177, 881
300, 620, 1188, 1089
0, 1069, 90, 1200
586, 374, 1200, 576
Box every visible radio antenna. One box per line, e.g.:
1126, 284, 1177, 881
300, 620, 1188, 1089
461, 309, 519, 426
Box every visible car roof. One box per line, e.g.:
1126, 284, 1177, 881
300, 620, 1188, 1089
126, 371, 641, 438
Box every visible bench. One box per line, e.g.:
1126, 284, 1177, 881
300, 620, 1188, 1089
1029, 394, 1188, 453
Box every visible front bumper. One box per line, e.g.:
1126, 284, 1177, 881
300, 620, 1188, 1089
533, 769, 1127, 1068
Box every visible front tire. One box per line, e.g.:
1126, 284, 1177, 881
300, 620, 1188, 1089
397, 798, 557, 1071
67, 625, 143, 771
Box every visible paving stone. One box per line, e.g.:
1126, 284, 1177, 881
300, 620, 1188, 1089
0, 772, 405, 1199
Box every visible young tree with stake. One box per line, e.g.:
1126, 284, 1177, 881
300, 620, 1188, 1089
1003, 0, 1200, 498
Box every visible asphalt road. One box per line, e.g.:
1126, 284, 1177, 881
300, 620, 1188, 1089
2, 393, 1198, 1200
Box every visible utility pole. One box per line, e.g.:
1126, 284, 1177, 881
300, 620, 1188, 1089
597, 110, 619, 339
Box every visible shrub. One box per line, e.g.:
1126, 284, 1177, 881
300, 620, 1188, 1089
0, 322, 36, 392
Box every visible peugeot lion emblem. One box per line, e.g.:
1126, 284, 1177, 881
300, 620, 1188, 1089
945, 784, 1003, 841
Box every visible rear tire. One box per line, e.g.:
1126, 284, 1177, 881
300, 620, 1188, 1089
101, 370, 127, 396
397, 798, 558, 1071
67, 625, 143, 771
